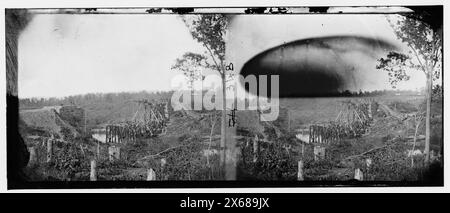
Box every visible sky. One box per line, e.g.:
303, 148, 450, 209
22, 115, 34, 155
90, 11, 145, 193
18, 13, 427, 98
227, 14, 426, 94
18, 14, 205, 98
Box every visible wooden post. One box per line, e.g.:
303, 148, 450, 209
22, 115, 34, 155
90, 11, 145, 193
115, 126, 118, 143
90, 160, 97, 181
111, 126, 114, 143
301, 143, 305, 157
112, 126, 115, 142
147, 168, 156, 181
113, 126, 116, 143
106, 126, 109, 143
161, 158, 167, 167
313, 145, 318, 161
96, 141, 100, 160
46, 138, 53, 163
111, 126, 113, 143
319, 126, 322, 143
117, 126, 120, 143
309, 126, 312, 143
28, 147, 37, 167
317, 126, 320, 143
160, 158, 168, 180
108, 146, 120, 161
354, 168, 363, 181
313, 145, 325, 161
253, 136, 259, 163
365, 158, 372, 170
297, 160, 304, 181
164, 102, 169, 119
315, 126, 318, 143
320, 126, 325, 143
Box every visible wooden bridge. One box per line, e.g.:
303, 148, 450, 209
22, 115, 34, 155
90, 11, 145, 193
105, 100, 169, 143
309, 125, 340, 144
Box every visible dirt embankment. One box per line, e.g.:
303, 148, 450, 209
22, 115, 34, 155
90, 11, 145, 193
20, 107, 80, 139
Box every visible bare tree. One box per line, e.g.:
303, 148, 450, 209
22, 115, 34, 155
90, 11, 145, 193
173, 14, 231, 178
171, 52, 207, 90
376, 14, 442, 163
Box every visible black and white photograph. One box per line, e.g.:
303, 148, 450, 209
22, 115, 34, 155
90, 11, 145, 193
5, 4, 444, 189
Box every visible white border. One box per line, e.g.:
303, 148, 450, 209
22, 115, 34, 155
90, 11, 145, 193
0, 0, 448, 193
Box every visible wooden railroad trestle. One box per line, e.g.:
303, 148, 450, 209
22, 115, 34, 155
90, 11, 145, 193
105, 124, 137, 143
309, 125, 340, 144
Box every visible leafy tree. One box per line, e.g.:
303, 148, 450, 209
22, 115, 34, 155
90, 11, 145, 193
376, 14, 442, 163
171, 52, 207, 89
172, 14, 231, 178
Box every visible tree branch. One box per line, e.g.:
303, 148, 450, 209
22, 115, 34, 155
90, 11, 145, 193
138, 144, 188, 160
342, 140, 401, 161
204, 44, 223, 75
408, 44, 428, 74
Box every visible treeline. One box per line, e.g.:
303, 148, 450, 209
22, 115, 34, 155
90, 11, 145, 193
332, 89, 422, 97
286, 89, 423, 98
19, 91, 173, 127
19, 91, 173, 109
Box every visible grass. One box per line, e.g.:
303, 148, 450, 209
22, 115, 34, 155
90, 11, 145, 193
21, 93, 442, 182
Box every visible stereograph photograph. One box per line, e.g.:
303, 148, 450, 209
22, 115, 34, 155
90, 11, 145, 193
6, 6, 443, 188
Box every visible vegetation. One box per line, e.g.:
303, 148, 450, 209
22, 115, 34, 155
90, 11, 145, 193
20, 91, 172, 129
172, 14, 231, 178
16, 12, 442, 184
376, 14, 442, 163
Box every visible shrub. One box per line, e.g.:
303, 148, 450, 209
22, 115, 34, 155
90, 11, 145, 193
238, 137, 299, 180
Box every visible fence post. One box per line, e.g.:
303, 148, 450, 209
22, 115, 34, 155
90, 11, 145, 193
160, 158, 168, 180
309, 126, 312, 143
46, 138, 53, 163
301, 143, 305, 156
108, 146, 120, 161
90, 160, 97, 181
253, 136, 259, 163
354, 168, 363, 181
106, 126, 109, 143
313, 145, 325, 161
147, 168, 156, 181
297, 160, 304, 181
96, 141, 100, 160
160, 158, 167, 167
365, 158, 372, 171
319, 126, 322, 143
28, 147, 37, 167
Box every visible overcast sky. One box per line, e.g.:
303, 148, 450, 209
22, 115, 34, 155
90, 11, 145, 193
18, 14, 205, 98
18, 13, 426, 98
227, 14, 426, 94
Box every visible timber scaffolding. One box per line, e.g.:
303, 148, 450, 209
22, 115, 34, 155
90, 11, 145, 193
307, 100, 375, 144
106, 124, 137, 143
309, 125, 340, 144
105, 100, 170, 143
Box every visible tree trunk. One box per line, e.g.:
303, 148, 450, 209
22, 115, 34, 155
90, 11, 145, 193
220, 72, 227, 178
424, 71, 432, 163
411, 115, 421, 167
